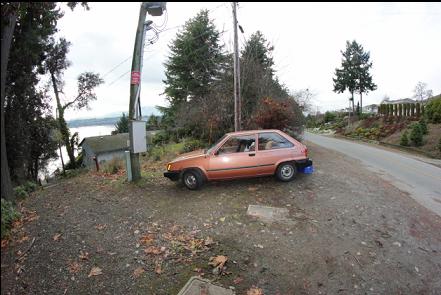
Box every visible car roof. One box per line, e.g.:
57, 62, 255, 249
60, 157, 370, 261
225, 129, 283, 136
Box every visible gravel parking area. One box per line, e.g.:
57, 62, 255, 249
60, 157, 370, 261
2, 143, 440, 294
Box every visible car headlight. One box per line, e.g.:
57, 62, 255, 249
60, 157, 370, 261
167, 164, 172, 171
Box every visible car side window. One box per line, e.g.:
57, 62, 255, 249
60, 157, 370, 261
218, 135, 256, 154
258, 132, 294, 150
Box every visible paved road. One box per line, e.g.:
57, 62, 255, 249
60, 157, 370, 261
305, 132, 441, 216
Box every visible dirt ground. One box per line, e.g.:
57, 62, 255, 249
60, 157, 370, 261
2, 143, 441, 295
382, 123, 441, 159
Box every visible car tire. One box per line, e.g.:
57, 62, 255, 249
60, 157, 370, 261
276, 162, 296, 182
182, 169, 203, 190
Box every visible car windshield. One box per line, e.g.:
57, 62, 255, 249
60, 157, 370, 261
206, 134, 227, 154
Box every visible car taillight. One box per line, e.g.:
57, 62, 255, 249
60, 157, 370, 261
304, 148, 308, 157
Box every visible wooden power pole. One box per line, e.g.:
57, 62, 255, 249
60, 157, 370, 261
128, 3, 148, 181
232, 2, 241, 131
128, 2, 166, 181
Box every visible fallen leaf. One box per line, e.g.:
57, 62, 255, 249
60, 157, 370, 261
233, 276, 243, 284
219, 217, 226, 222
139, 234, 155, 245
94, 224, 107, 230
88, 266, 103, 277
144, 246, 163, 255
16, 235, 30, 244
132, 267, 145, 278
209, 255, 228, 269
68, 260, 81, 273
53, 233, 62, 241
246, 287, 264, 295
204, 236, 214, 246
155, 262, 162, 274
79, 250, 90, 261
248, 186, 258, 192
1, 239, 9, 248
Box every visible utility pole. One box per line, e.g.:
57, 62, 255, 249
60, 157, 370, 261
128, 2, 166, 181
128, 3, 147, 181
232, 2, 241, 131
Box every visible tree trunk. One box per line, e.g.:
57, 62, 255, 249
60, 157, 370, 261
1, 10, 17, 201
351, 92, 355, 115
360, 91, 363, 114
50, 72, 76, 165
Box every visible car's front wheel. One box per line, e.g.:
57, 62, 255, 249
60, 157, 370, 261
276, 162, 296, 182
182, 169, 203, 190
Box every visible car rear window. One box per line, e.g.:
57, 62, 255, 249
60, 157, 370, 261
258, 132, 294, 150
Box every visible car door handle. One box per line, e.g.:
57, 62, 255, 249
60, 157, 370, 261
249, 153, 255, 157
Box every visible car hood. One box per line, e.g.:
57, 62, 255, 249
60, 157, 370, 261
172, 149, 206, 162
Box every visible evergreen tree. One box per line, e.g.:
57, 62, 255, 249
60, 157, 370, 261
333, 40, 376, 115
146, 114, 160, 130
114, 113, 129, 134
410, 123, 423, 146
162, 9, 226, 127
400, 130, 409, 146
419, 118, 428, 135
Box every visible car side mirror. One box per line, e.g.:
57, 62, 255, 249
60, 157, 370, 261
214, 150, 220, 156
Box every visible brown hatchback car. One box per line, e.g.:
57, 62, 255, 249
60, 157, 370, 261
164, 129, 313, 190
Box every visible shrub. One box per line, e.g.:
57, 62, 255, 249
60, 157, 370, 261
182, 139, 205, 153
1, 199, 21, 239
23, 181, 37, 193
409, 123, 423, 146
102, 158, 124, 174
324, 111, 337, 123
148, 146, 165, 161
425, 97, 441, 123
400, 130, 409, 146
14, 186, 28, 199
419, 118, 428, 135
152, 131, 170, 146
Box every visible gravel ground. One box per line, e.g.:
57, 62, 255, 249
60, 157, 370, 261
2, 143, 441, 294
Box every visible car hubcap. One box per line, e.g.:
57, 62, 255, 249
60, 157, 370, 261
281, 165, 293, 179
185, 174, 197, 187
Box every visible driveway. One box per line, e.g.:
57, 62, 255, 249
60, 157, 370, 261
305, 132, 441, 216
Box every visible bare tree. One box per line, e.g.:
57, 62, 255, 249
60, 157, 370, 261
291, 88, 315, 112
413, 81, 433, 102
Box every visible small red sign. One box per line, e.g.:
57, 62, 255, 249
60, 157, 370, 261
131, 71, 141, 85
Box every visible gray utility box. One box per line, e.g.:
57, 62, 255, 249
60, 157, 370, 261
129, 120, 147, 153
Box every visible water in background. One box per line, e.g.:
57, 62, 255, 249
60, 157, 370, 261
44, 125, 115, 178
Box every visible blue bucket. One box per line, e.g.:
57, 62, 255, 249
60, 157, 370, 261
300, 165, 314, 174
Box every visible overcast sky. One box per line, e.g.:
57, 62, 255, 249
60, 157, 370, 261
55, 2, 441, 120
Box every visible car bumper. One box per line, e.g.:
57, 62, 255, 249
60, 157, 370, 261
296, 158, 313, 169
164, 171, 180, 181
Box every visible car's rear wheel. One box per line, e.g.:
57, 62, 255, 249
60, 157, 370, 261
276, 162, 296, 182
182, 169, 203, 190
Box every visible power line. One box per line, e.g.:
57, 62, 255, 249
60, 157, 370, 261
102, 56, 132, 78
103, 3, 229, 87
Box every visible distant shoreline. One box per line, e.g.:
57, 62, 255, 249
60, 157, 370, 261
67, 115, 151, 128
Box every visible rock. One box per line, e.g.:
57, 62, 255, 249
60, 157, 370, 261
212, 266, 221, 275
393, 241, 402, 247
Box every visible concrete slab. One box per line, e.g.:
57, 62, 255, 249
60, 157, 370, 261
247, 205, 289, 221
177, 276, 234, 295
